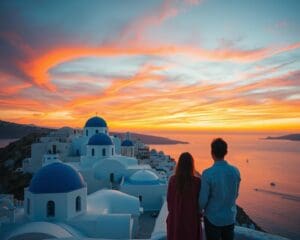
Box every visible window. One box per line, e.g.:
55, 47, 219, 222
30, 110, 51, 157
76, 196, 81, 212
76, 149, 80, 156
27, 198, 30, 215
52, 145, 57, 154
102, 148, 106, 156
139, 195, 143, 202
91, 148, 95, 156
86, 129, 88, 136
47, 201, 55, 217
112, 148, 114, 155
96, 129, 99, 134
110, 173, 114, 183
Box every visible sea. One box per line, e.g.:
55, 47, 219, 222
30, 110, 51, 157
1, 134, 299, 239
149, 132, 300, 240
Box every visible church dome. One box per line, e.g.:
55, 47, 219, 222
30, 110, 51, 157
88, 133, 113, 146
29, 162, 86, 194
85, 116, 107, 128
121, 139, 134, 147
129, 170, 160, 185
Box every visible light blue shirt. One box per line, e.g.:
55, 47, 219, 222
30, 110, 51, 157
199, 160, 241, 226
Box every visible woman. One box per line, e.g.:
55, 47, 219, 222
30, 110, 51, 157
166, 152, 202, 240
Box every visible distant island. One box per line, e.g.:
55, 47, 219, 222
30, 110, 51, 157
0, 120, 188, 145
265, 134, 300, 141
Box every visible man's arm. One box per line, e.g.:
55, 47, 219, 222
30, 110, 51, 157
199, 172, 210, 210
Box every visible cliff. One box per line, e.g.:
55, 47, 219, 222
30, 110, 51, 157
236, 205, 264, 231
0, 120, 52, 139
0, 131, 50, 199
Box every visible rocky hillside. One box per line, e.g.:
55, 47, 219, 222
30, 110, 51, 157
0, 131, 51, 199
0, 120, 52, 139
236, 205, 264, 231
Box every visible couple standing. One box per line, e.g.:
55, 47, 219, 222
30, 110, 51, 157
167, 138, 241, 240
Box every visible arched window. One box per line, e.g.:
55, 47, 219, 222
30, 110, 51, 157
91, 148, 95, 156
86, 129, 88, 136
47, 201, 55, 217
102, 148, 106, 156
76, 196, 81, 212
27, 198, 30, 215
110, 173, 114, 183
52, 145, 57, 154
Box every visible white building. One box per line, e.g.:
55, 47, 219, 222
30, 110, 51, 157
72, 128, 157, 193
121, 139, 135, 157
24, 162, 87, 221
22, 116, 166, 196
22, 127, 75, 173
1, 162, 141, 240
120, 170, 166, 211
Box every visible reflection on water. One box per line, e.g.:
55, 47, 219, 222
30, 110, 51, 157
150, 132, 300, 240
254, 189, 300, 202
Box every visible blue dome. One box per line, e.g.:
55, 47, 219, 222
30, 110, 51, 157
88, 133, 113, 145
85, 116, 107, 128
121, 139, 134, 147
29, 162, 86, 194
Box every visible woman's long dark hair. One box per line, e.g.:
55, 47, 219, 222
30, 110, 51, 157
175, 152, 195, 194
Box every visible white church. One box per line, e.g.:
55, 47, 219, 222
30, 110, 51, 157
1, 161, 142, 239
22, 116, 166, 197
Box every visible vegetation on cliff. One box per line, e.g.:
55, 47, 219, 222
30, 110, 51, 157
0, 131, 50, 199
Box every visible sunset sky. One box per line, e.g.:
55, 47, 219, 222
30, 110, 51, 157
0, 0, 300, 132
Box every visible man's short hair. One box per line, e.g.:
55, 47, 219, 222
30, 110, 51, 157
211, 138, 227, 159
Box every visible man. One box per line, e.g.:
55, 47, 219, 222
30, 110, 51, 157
199, 138, 241, 240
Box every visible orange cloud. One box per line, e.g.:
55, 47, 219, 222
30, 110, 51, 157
0, 73, 32, 95
18, 41, 300, 91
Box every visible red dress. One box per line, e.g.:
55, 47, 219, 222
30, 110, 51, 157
166, 175, 202, 240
